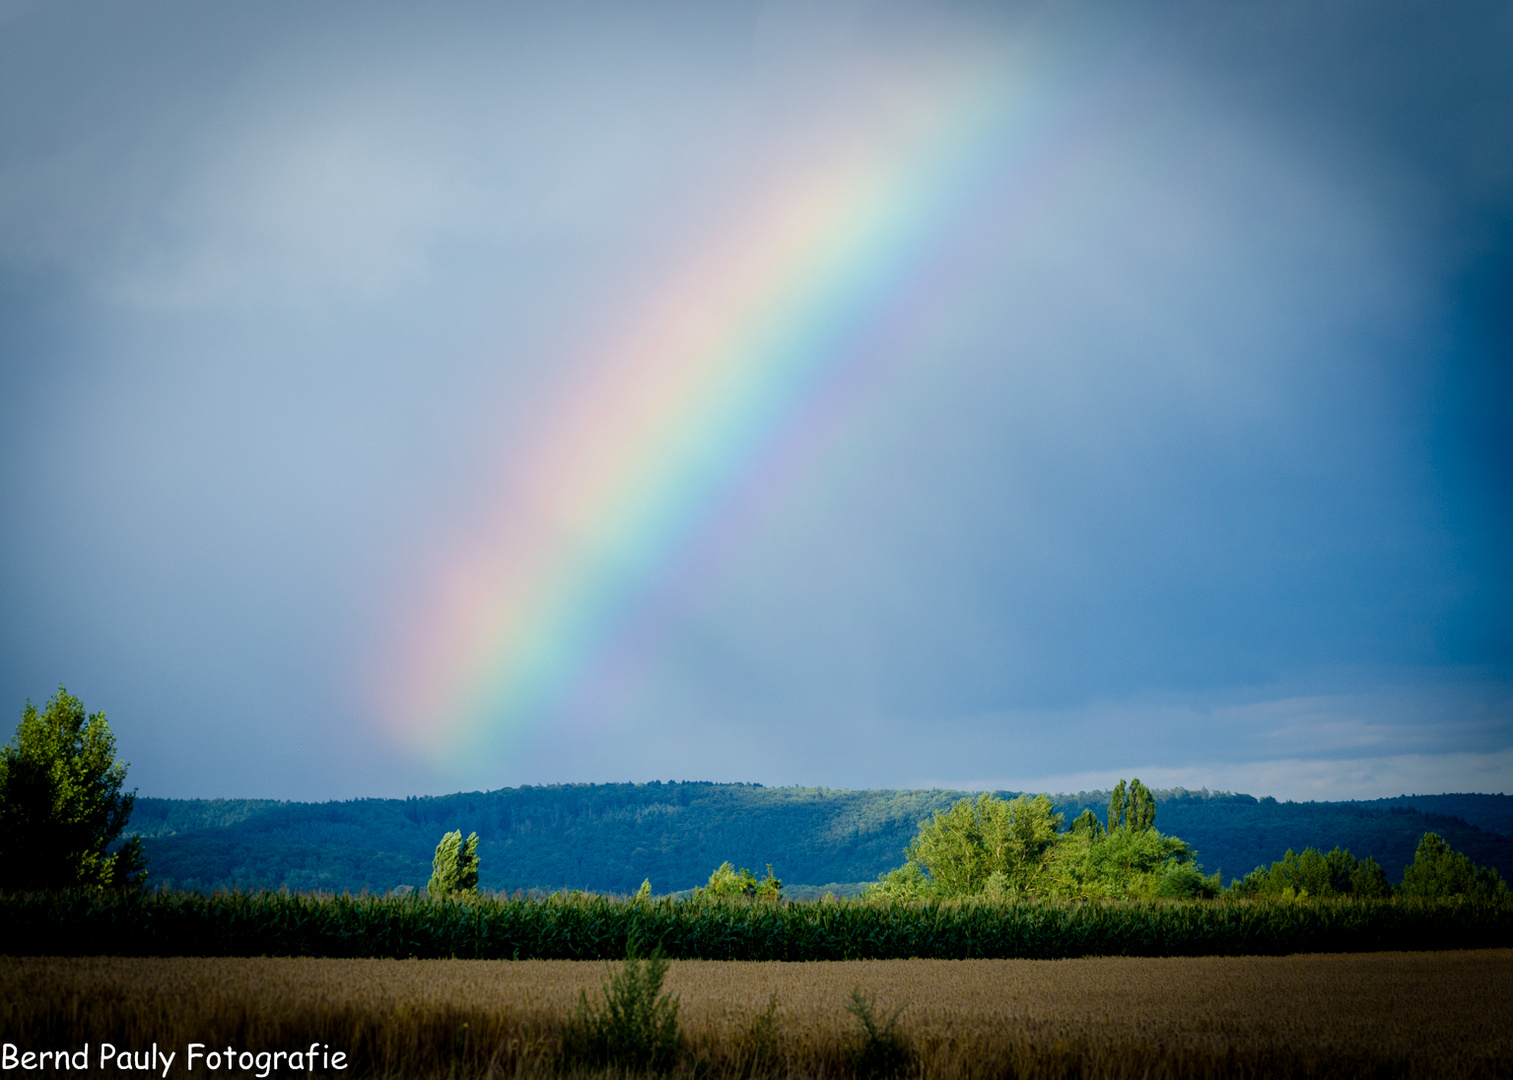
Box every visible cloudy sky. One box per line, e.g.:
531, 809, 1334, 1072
1, 0, 1508, 801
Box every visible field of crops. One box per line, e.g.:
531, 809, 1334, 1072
2, 889, 1510, 959
4, 950, 1510, 1078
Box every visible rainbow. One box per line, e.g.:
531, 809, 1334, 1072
378, 62, 1068, 762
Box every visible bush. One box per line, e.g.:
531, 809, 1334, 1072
560, 941, 681, 1073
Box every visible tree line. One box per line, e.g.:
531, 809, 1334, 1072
864, 782, 1508, 903
1, 689, 1507, 906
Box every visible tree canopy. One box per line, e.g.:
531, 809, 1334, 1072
0, 687, 144, 891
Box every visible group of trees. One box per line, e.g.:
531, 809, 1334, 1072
870, 782, 1510, 903
869, 780, 1221, 901
1232, 833, 1509, 902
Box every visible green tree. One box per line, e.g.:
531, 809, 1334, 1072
1229, 845, 1393, 899
904, 793, 1063, 896
1047, 821, 1207, 899
1398, 832, 1509, 902
0, 687, 144, 891
427, 829, 479, 897
1068, 808, 1106, 839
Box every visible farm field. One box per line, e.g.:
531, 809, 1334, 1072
4, 950, 1511, 1078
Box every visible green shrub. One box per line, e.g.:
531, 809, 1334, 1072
560, 941, 681, 1073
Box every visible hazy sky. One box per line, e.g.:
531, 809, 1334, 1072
1, 0, 1509, 801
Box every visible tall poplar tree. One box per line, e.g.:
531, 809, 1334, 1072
427, 829, 480, 897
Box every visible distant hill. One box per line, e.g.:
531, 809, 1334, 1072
128, 783, 1513, 896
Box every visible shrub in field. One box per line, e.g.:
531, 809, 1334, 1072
426, 830, 479, 897
843, 987, 909, 1079
1399, 832, 1510, 902
0, 686, 144, 891
560, 942, 681, 1073
1231, 846, 1393, 899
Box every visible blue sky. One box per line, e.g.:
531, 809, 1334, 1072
1, 0, 1509, 800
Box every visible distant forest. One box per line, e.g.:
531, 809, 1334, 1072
127, 783, 1513, 897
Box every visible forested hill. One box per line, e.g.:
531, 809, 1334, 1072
127, 783, 1513, 896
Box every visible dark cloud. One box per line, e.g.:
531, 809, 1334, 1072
0, 0, 1508, 797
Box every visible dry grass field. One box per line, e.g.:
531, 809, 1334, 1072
3, 950, 1511, 1078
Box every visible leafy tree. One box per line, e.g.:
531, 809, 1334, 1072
0, 687, 144, 891
904, 793, 1062, 896
1047, 821, 1209, 899
426, 829, 479, 897
1398, 832, 1509, 902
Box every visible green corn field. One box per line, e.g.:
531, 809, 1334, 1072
1, 890, 1508, 959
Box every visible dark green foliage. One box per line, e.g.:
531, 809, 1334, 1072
1068, 808, 1105, 839
126, 784, 1513, 896
0, 688, 144, 891
1399, 833, 1510, 902
560, 942, 680, 1073
427, 830, 479, 897
843, 988, 908, 1079
0, 889, 1507, 960
1231, 846, 1393, 899
1152, 862, 1223, 900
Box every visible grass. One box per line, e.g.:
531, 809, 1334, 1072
2, 951, 1511, 1078
1, 889, 1509, 960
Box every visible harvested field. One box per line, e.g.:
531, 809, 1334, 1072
3, 950, 1511, 1078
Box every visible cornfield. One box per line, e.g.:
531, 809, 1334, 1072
1, 889, 1508, 959
3, 950, 1509, 1078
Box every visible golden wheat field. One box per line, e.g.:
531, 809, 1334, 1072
4, 951, 1512, 1079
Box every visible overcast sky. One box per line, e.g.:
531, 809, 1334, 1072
1, 0, 1509, 801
